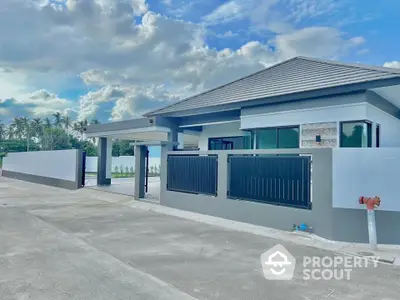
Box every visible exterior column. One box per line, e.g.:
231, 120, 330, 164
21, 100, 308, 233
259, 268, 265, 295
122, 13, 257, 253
371, 122, 377, 147
97, 137, 112, 186
167, 129, 178, 151
177, 132, 184, 149
134, 145, 147, 200
106, 138, 112, 179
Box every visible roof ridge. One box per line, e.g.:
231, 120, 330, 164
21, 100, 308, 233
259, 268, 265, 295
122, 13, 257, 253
297, 56, 400, 75
144, 57, 299, 116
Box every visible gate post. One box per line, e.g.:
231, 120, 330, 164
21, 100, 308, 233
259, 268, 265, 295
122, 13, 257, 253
134, 145, 147, 200
97, 137, 112, 186
217, 152, 228, 200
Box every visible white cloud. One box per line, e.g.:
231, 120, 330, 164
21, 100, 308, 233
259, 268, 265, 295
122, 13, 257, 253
203, 1, 252, 25
203, 0, 341, 33
384, 61, 400, 69
0, 0, 367, 122
273, 27, 365, 59
162, 0, 172, 6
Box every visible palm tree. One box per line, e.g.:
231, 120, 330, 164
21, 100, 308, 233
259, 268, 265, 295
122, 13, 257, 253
31, 117, 43, 141
0, 122, 5, 141
44, 117, 52, 129
6, 124, 15, 140
11, 117, 24, 139
53, 112, 62, 128
73, 119, 88, 140
62, 115, 72, 134
20, 117, 31, 151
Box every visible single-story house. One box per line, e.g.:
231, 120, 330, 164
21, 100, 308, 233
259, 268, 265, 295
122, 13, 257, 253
86, 56, 400, 244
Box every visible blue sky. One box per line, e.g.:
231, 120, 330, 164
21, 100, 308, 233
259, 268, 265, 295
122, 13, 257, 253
0, 0, 399, 127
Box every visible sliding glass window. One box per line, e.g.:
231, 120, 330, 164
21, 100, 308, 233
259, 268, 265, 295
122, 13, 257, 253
340, 121, 372, 148
254, 126, 299, 149
256, 128, 277, 149
278, 127, 299, 148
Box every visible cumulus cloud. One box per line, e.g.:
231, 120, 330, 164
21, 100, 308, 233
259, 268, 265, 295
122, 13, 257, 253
203, 0, 252, 25
273, 27, 365, 59
384, 61, 400, 69
0, 0, 367, 122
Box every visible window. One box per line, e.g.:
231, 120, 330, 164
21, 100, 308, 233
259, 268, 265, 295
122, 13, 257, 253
254, 126, 299, 149
256, 128, 277, 149
208, 136, 252, 150
278, 127, 300, 148
340, 121, 372, 148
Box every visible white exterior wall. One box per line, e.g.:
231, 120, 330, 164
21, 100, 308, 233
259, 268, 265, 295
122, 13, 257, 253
198, 121, 244, 151
106, 138, 113, 178
241, 103, 368, 129
241, 103, 368, 149
366, 103, 400, 147
85, 156, 161, 173
2, 150, 78, 181
333, 148, 400, 212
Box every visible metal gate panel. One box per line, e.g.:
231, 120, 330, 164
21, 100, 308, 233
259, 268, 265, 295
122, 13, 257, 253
228, 155, 311, 209
167, 155, 218, 196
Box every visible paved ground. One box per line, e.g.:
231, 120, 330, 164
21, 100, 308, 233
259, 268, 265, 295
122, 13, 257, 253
1, 177, 400, 300
85, 176, 160, 200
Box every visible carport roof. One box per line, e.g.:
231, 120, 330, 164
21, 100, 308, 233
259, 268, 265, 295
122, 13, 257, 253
84, 117, 171, 142
145, 56, 400, 117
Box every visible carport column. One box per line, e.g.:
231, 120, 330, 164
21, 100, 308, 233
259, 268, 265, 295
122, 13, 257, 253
97, 137, 112, 186
134, 145, 147, 200
177, 132, 184, 149
371, 122, 377, 147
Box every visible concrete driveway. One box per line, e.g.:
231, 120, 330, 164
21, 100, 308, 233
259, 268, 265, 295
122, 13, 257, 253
85, 176, 160, 200
1, 177, 400, 300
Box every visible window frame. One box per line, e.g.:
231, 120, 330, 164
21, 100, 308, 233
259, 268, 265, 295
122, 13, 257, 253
253, 125, 300, 149
339, 120, 372, 148
376, 124, 380, 148
208, 136, 244, 150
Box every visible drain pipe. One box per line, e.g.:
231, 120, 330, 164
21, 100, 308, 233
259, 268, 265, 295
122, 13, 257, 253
358, 196, 381, 250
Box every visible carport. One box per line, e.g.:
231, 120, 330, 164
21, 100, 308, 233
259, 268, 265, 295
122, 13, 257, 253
84, 117, 198, 200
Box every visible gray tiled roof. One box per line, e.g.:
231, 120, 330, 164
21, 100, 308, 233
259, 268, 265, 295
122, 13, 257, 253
147, 56, 400, 116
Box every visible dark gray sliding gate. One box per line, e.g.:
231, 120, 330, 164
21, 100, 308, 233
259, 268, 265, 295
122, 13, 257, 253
228, 155, 311, 209
167, 155, 218, 196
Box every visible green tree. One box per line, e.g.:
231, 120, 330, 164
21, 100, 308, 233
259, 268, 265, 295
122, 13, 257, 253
53, 112, 62, 128
0, 122, 5, 141
20, 117, 31, 151
30, 118, 43, 141
42, 127, 71, 150
62, 115, 72, 134
112, 140, 134, 156
44, 117, 52, 129
81, 140, 97, 156
11, 117, 24, 139
6, 124, 15, 140
0, 140, 40, 153
73, 119, 88, 140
